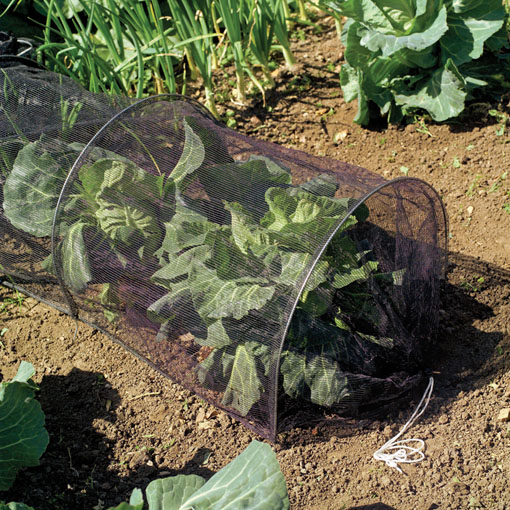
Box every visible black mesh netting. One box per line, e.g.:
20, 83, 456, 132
0, 59, 448, 441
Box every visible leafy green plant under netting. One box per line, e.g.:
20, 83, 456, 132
320, 0, 510, 124
0, 65, 447, 440
2, 119, 404, 416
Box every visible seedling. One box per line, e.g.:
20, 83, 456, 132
488, 172, 508, 193
504, 192, 510, 214
414, 116, 434, 137
400, 166, 409, 176
488, 110, 509, 136
466, 174, 482, 197
452, 156, 461, 168
460, 276, 485, 293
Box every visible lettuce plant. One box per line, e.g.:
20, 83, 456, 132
323, 0, 510, 124
3, 117, 404, 418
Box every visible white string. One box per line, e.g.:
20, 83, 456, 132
373, 376, 434, 474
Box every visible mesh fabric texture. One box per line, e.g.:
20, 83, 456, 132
0, 61, 447, 441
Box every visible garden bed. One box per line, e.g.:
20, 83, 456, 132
2, 18, 510, 510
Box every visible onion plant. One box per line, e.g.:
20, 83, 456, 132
248, 0, 277, 88
33, 0, 209, 97
165, 0, 219, 115
269, 0, 297, 69
13, 0, 301, 116
215, 0, 296, 100
215, 0, 268, 103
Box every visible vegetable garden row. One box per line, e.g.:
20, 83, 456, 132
2, 0, 509, 123
0, 1, 509, 509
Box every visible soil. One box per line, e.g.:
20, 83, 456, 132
2, 16, 510, 510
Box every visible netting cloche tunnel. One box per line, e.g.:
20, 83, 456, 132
0, 59, 447, 441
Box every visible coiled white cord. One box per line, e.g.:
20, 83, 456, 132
373, 377, 434, 474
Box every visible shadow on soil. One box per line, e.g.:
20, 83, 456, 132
4, 253, 509, 507
280, 251, 510, 446
3, 367, 215, 509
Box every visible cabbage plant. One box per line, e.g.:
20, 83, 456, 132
3, 117, 404, 418
0, 362, 49, 491
107, 440, 289, 510
322, 0, 510, 124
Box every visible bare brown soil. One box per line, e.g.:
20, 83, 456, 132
2, 17, 510, 510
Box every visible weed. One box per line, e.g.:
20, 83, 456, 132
94, 373, 105, 386
400, 166, 409, 176
488, 171, 508, 193
469, 496, 480, 507
378, 137, 386, 146
163, 438, 176, 449
460, 276, 485, 293
86, 465, 96, 490
0, 290, 25, 314
488, 110, 509, 136
0, 327, 7, 337
320, 107, 335, 121
452, 156, 461, 168
134, 445, 155, 453
503, 192, 510, 214
286, 74, 312, 93
466, 174, 482, 197
294, 29, 306, 41
414, 116, 434, 137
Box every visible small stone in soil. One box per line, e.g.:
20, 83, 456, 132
383, 425, 394, 437
497, 408, 510, 422
195, 408, 206, 423
438, 414, 449, 424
